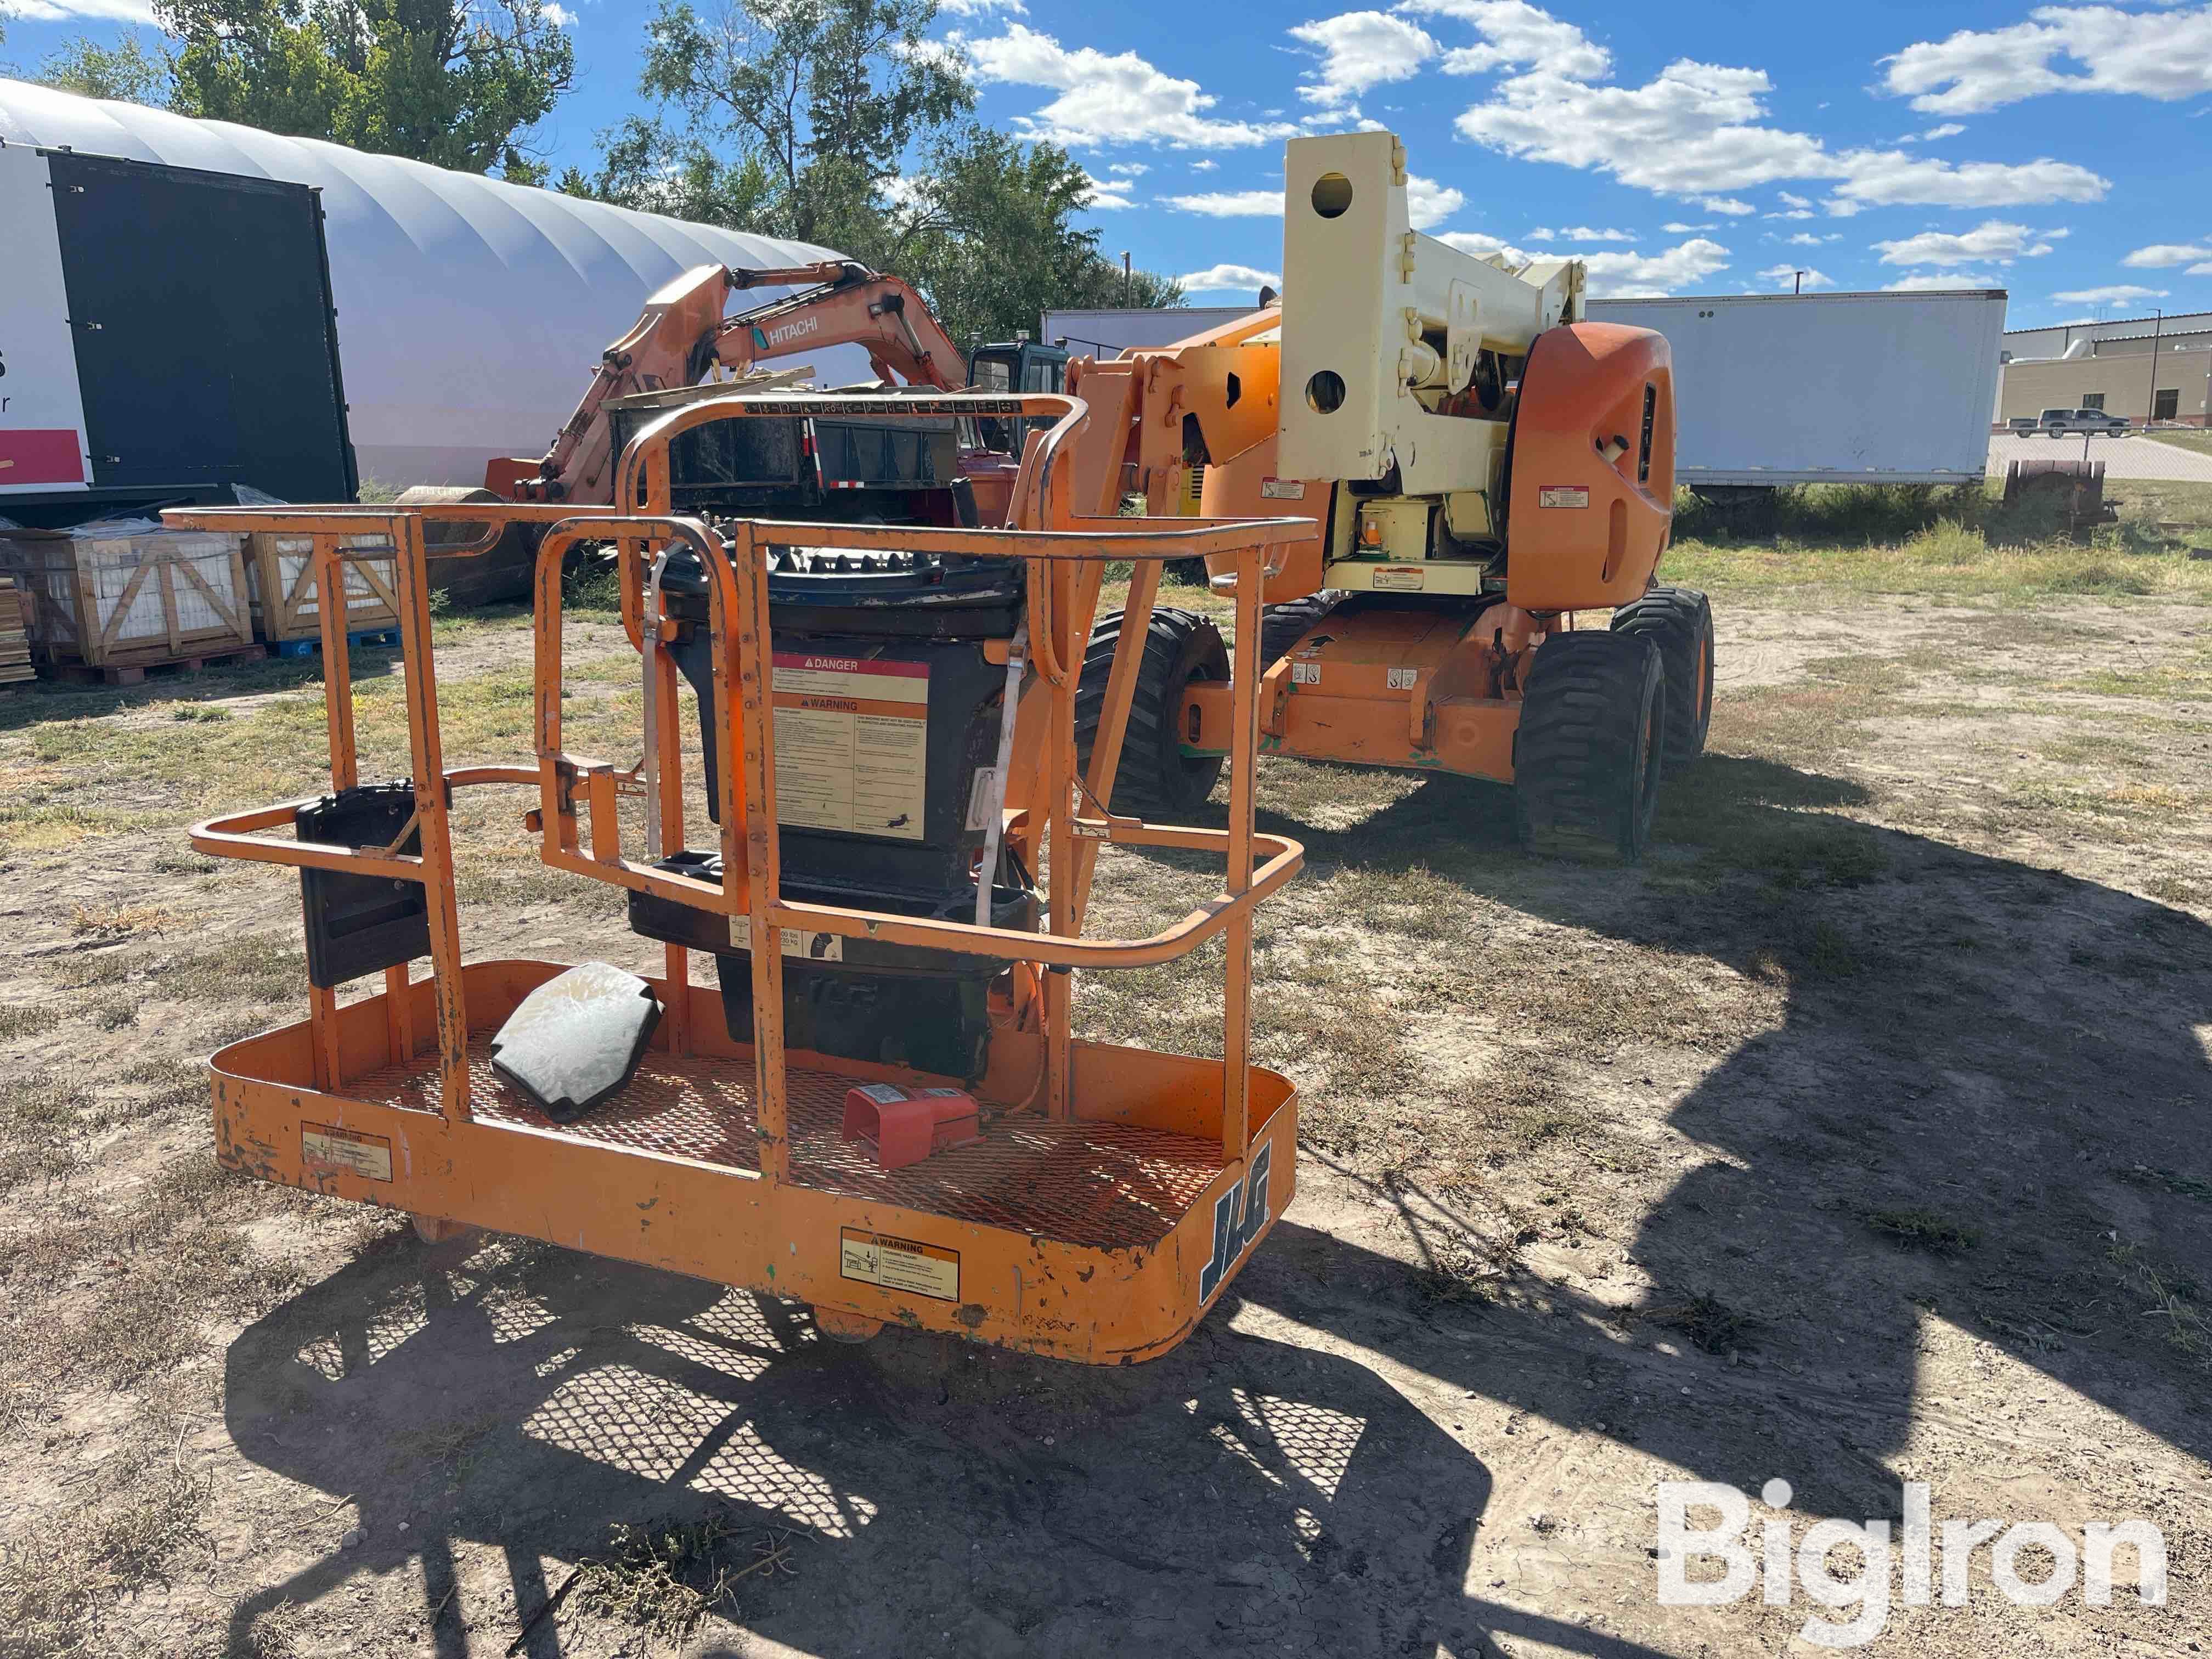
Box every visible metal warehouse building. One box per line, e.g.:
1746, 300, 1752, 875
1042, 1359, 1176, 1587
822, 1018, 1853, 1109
1996, 309, 2212, 428
0, 78, 867, 489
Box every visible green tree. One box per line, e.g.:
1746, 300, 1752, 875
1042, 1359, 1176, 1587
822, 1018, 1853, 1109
35, 35, 173, 105
880, 128, 1183, 346
154, 0, 574, 176
568, 0, 1181, 348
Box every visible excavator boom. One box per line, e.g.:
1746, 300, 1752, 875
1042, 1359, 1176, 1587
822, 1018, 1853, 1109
495, 261, 972, 505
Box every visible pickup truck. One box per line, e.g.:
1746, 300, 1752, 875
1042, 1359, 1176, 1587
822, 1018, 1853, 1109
2012, 407, 2130, 437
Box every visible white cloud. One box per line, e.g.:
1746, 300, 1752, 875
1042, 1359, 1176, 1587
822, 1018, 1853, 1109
1109, 162, 1150, 177
1189, 159, 1218, 171
2192, 262, 2212, 277
1577, 238, 1732, 297
938, 0, 1027, 13
1289, 11, 1439, 106
1661, 221, 1714, 233
1920, 123, 1966, 140
1776, 191, 1813, 208
1166, 189, 1282, 215
1164, 173, 1459, 228
1881, 5, 2212, 116
1701, 196, 1756, 215
1406, 174, 1465, 229
1528, 225, 1635, 241
1882, 272, 2003, 291
1081, 173, 1138, 211
1406, 0, 1613, 78
1434, 6, 2112, 212
2123, 242, 2212, 267
1758, 264, 1834, 290
1824, 154, 2106, 214
1768, 208, 1815, 221
1784, 232, 1826, 246
1436, 231, 1526, 259
1180, 263, 1282, 293
1871, 220, 2059, 266
963, 25, 1301, 149
2052, 284, 2170, 305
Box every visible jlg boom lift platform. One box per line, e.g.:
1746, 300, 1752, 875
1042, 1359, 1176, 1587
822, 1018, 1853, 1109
1070, 132, 1709, 861
166, 126, 1688, 1358
169, 391, 1314, 1364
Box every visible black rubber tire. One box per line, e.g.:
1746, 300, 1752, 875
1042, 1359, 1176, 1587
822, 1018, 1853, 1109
1609, 586, 1714, 774
1074, 607, 1231, 819
1257, 590, 1345, 669
1513, 630, 1667, 863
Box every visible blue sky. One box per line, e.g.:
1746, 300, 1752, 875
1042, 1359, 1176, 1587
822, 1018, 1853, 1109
6, 0, 2211, 325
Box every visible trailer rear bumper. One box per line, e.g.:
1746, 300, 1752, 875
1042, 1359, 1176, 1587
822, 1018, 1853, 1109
212, 959, 1296, 1366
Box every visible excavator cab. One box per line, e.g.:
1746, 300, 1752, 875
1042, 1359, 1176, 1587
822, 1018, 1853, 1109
964, 338, 1069, 456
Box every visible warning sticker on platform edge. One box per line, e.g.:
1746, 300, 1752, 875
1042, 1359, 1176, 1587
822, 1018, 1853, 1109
1260, 477, 1306, 500
302, 1123, 392, 1183
840, 1228, 959, 1301
1537, 484, 1590, 509
1370, 566, 1425, 591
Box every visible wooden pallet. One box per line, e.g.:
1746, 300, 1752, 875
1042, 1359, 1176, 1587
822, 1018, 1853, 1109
44, 644, 266, 686
0, 582, 30, 687
266, 627, 401, 659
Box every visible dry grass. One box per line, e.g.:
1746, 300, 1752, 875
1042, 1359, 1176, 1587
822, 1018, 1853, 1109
567, 1517, 798, 1648
69, 902, 196, 939
2109, 1240, 2211, 1367
0, 1455, 212, 1659
1863, 1206, 1982, 1254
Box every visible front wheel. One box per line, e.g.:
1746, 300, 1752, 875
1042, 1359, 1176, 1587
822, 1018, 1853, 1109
1513, 630, 1666, 863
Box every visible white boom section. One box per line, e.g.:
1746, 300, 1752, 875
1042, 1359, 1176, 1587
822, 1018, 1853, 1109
1277, 130, 1582, 500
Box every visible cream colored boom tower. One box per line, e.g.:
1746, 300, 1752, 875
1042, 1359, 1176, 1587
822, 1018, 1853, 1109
1065, 127, 1705, 864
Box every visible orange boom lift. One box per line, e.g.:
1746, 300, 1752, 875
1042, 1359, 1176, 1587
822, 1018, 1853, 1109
168, 389, 1314, 1364
1068, 132, 1711, 860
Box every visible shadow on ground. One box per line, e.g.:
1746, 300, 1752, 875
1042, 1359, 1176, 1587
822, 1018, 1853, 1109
213, 753, 2210, 1656
221, 1225, 1685, 1658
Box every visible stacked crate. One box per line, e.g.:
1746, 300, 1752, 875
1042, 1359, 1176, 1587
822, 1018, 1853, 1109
0, 579, 32, 689
243, 531, 402, 651
0, 521, 257, 683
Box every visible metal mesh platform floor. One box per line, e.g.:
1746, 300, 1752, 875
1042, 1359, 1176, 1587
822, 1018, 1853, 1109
351, 1040, 1227, 1250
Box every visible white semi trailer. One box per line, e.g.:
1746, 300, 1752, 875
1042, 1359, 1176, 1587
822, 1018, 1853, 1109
1046, 287, 2007, 490
1586, 289, 2006, 488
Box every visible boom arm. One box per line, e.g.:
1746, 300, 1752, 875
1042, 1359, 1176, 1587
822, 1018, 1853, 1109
513, 261, 970, 503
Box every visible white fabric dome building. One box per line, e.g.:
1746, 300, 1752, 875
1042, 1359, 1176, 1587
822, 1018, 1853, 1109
0, 79, 870, 488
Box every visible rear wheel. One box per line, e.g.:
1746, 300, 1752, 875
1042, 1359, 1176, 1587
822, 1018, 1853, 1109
1074, 607, 1230, 819
1513, 630, 1666, 863
1609, 586, 1713, 774
1258, 590, 1344, 669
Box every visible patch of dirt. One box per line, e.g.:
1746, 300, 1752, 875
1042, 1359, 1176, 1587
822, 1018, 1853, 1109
0, 589, 2207, 1658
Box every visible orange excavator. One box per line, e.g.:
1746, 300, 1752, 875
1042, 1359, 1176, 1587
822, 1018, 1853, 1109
483, 260, 1068, 524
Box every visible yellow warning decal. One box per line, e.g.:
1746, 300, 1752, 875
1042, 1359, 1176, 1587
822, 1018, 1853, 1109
840, 1228, 959, 1301
302, 1122, 392, 1182
1371, 566, 1426, 591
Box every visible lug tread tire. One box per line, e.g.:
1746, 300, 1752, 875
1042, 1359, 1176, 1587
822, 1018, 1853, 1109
1257, 590, 1345, 669
1074, 607, 1230, 819
1609, 585, 1714, 774
1514, 629, 1666, 864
